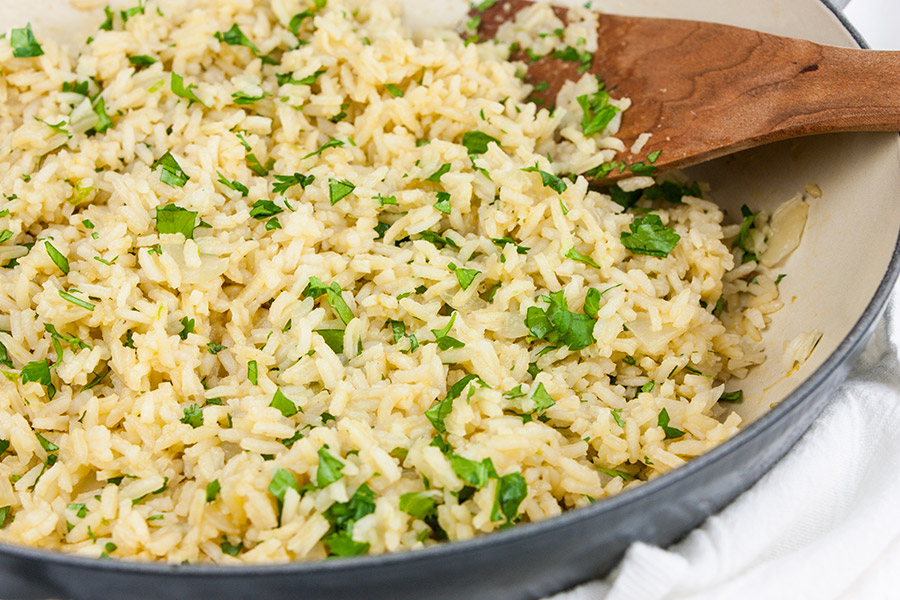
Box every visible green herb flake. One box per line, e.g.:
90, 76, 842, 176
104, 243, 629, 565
35, 432, 59, 452
267, 468, 298, 503
220, 539, 243, 556
315, 329, 344, 353
0, 230, 13, 245
434, 191, 451, 214
577, 89, 619, 137
248, 360, 258, 385
59, 290, 95, 312
67, 503, 88, 518
719, 389, 744, 404
449, 263, 480, 291
10, 24, 44, 58
597, 467, 635, 481
272, 173, 315, 195
207, 342, 226, 355
316, 447, 345, 488
270, 388, 299, 417
249, 199, 283, 220
449, 454, 497, 488
430, 312, 465, 351
302, 138, 344, 160
398, 491, 439, 520
426, 163, 452, 183
44, 241, 70, 275
620, 214, 680, 258
170, 72, 206, 107
385, 83, 404, 98
322, 483, 375, 556
154, 204, 197, 239
521, 165, 567, 194
564, 247, 600, 269
657, 408, 685, 439
328, 178, 355, 205
128, 54, 157, 68
610, 408, 625, 428
425, 373, 482, 432
491, 472, 526, 523
525, 290, 596, 351
737, 205, 759, 263
217, 172, 249, 196
232, 90, 270, 105
178, 316, 194, 340
461, 131, 500, 155
151, 152, 190, 188
180, 403, 203, 428
205, 479, 221, 502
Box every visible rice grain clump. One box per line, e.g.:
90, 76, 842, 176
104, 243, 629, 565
0, 0, 791, 563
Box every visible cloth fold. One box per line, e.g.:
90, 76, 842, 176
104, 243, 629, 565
551, 283, 900, 600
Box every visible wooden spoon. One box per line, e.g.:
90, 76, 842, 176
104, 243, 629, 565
474, 0, 900, 183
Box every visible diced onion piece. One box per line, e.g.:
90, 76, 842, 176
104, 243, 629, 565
760, 194, 808, 267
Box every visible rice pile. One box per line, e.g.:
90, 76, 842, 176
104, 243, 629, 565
0, 0, 798, 563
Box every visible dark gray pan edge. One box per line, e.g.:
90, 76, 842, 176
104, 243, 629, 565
1, 2, 898, 598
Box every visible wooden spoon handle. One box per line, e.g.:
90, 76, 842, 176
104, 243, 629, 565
475, 2, 900, 181
606, 17, 900, 172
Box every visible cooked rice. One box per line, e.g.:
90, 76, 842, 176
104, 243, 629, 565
0, 0, 795, 563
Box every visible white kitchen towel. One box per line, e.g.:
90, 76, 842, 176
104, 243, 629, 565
550, 282, 900, 600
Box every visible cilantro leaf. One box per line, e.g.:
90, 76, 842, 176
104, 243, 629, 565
207, 342, 226, 355
620, 214, 680, 258
719, 390, 744, 404
564, 247, 600, 269
525, 291, 596, 351
58, 290, 95, 312
178, 316, 194, 340
521, 165, 567, 194
328, 178, 355, 205
448, 454, 497, 488
430, 312, 465, 350
597, 467, 635, 481
737, 204, 758, 263
385, 83, 404, 98
268, 468, 298, 504
491, 472, 526, 522
491, 237, 529, 255
322, 483, 375, 556
21, 360, 55, 399
582, 284, 621, 318
425, 373, 482, 433
44, 241, 69, 275
154, 204, 198, 239
657, 408, 685, 439
128, 55, 157, 69
220, 539, 243, 556
449, 263, 480, 291
398, 491, 439, 520
151, 152, 190, 188
170, 72, 206, 107
214, 23, 261, 54
270, 388, 299, 417
461, 131, 500, 155
10, 24, 44, 58
577, 89, 619, 137
232, 91, 270, 105
530, 383, 555, 414
180, 404, 203, 428
249, 199, 283, 220
277, 68, 326, 86
217, 172, 249, 196
316, 446, 345, 488
434, 191, 451, 214
272, 173, 315, 195
324, 282, 354, 325
610, 408, 626, 428
205, 479, 220, 502
426, 163, 451, 182
301, 138, 343, 160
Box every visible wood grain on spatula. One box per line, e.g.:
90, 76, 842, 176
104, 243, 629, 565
474, 0, 900, 183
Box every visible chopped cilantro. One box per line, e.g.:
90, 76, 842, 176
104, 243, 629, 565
170, 72, 206, 107
449, 454, 497, 488
461, 131, 500, 155
521, 165, 567, 194
328, 178, 355, 205
315, 329, 344, 353
431, 312, 465, 350
10, 24, 44, 58
180, 404, 203, 428
434, 191, 451, 214
232, 90, 270, 105
128, 55, 157, 68
178, 316, 194, 340
425, 373, 483, 433
216, 172, 249, 196
44, 241, 69, 275
67, 503, 88, 518
270, 388, 299, 417
620, 214, 680, 258
322, 483, 375, 556
525, 290, 596, 351
737, 205, 758, 263
301, 138, 343, 160
59, 290, 95, 311
249, 199, 283, 220
154, 204, 197, 239
426, 163, 452, 182
564, 247, 600, 269
385, 83, 404, 97
272, 173, 315, 195
205, 479, 220, 503
220, 539, 243, 556
577, 89, 619, 136
449, 263, 480, 291
491, 237, 529, 255
610, 408, 625, 428
36, 432, 59, 452
151, 152, 190, 188
719, 390, 744, 404
268, 468, 298, 505
491, 472, 526, 523
316, 447, 345, 488
657, 408, 685, 439
597, 467, 635, 481
398, 491, 439, 520
248, 360, 258, 385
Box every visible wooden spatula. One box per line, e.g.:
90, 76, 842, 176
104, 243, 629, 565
474, 0, 900, 183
